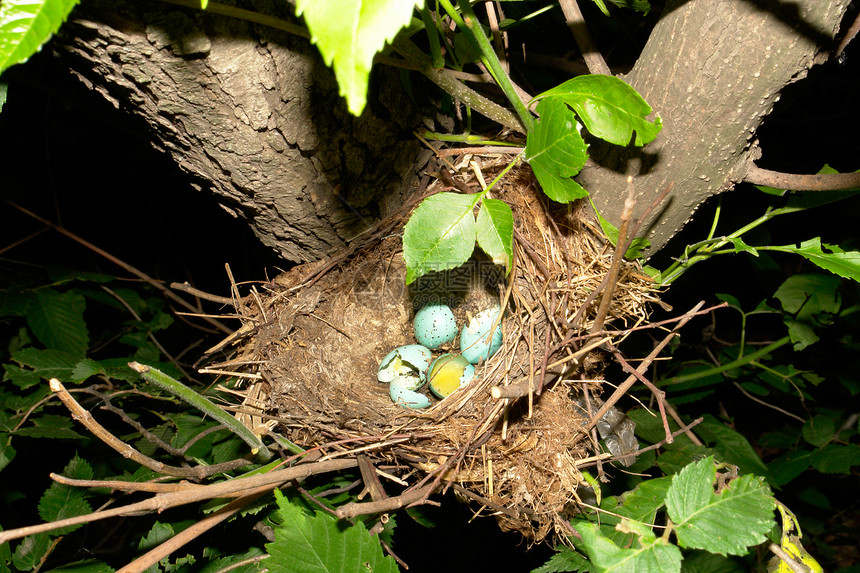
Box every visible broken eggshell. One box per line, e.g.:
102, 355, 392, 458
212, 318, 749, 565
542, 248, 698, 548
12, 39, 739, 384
428, 354, 475, 399
460, 306, 503, 364
377, 344, 432, 385
389, 376, 432, 409
413, 304, 457, 349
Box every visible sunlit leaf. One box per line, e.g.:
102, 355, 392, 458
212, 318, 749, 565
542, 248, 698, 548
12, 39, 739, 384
525, 98, 589, 203
295, 0, 420, 115
534, 75, 662, 146
475, 198, 513, 272
665, 456, 774, 556
403, 192, 478, 283
0, 0, 80, 74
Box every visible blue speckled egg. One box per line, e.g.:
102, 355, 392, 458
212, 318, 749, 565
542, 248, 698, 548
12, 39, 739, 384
389, 377, 431, 409
377, 345, 432, 385
413, 304, 457, 349
460, 306, 503, 364
428, 354, 475, 398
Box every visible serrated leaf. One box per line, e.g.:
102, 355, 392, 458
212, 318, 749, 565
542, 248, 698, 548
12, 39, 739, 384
665, 456, 774, 556
767, 237, 860, 282
266, 490, 398, 573
774, 273, 841, 351
679, 550, 746, 573
138, 522, 175, 552
809, 444, 860, 474
697, 415, 772, 482
531, 547, 593, 573
403, 192, 478, 284
0, 438, 16, 472
71, 359, 106, 382
198, 549, 265, 573
526, 98, 589, 203
46, 559, 115, 573
26, 289, 89, 357
37, 456, 93, 535
574, 520, 682, 573
476, 198, 513, 272
801, 415, 836, 448
616, 476, 672, 523
295, 0, 420, 115
12, 532, 50, 571
0, 0, 80, 74
9, 347, 80, 385
727, 236, 757, 256
15, 414, 83, 439
534, 75, 662, 146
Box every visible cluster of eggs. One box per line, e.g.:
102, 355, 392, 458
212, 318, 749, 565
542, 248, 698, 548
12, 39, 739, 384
378, 304, 503, 409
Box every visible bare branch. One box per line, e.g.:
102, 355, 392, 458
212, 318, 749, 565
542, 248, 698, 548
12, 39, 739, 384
745, 164, 860, 191
558, 0, 611, 75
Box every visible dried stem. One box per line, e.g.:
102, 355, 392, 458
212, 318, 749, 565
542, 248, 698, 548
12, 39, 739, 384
0, 459, 359, 544
586, 301, 706, 431
558, 0, 611, 75
745, 164, 860, 191
335, 483, 438, 519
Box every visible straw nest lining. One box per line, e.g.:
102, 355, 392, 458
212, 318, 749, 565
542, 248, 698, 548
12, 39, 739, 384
215, 163, 661, 542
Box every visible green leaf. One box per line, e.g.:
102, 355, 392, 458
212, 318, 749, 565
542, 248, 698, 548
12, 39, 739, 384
0, 0, 80, 74
266, 490, 398, 573
679, 550, 746, 573
138, 522, 175, 552
26, 289, 89, 357
767, 237, 860, 282
37, 455, 93, 535
475, 198, 514, 272
534, 75, 662, 146
9, 348, 80, 386
665, 456, 774, 556
0, 437, 16, 473
12, 532, 50, 571
46, 559, 115, 573
697, 415, 772, 482
766, 450, 811, 488
774, 273, 841, 351
801, 415, 836, 448
607, 0, 650, 14
525, 98, 589, 203
532, 547, 593, 573
15, 414, 83, 439
809, 444, 860, 474
402, 192, 478, 284
295, 0, 420, 115
574, 520, 682, 573
616, 476, 672, 523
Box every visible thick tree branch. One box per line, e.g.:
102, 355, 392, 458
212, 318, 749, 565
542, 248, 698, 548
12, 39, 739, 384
745, 164, 860, 191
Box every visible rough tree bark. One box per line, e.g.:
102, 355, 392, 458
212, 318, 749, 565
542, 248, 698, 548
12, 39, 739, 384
45, 0, 853, 262
579, 0, 853, 255
52, 0, 430, 263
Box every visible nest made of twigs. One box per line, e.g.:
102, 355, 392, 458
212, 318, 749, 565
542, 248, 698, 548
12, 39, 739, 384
205, 159, 662, 542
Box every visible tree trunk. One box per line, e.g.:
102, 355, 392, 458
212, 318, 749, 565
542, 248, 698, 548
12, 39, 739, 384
579, 0, 852, 255
52, 0, 430, 263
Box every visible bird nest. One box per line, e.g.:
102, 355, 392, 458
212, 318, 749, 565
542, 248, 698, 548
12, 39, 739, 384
205, 164, 662, 542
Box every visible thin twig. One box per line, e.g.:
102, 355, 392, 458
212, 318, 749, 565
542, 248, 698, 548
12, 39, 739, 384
335, 483, 437, 519
586, 301, 706, 431
558, 0, 611, 75
117, 490, 269, 573
0, 459, 359, 544
768, 543, 816, 573
745, 164, 860, 191
50, 378, 249, 479
6, 200, 231, 334
171, 282, 236, 305
608, 345, 673, 444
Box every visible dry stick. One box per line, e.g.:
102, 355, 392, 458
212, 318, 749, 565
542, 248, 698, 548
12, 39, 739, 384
558, 0, 611, 75
51, 379, 248, 479
0, 458, 359, 544
768, 543, 816, 573
589, 178, 636, 336
836, 8, 860, 57
585, 301, 706, 432
357, 454, 389, 503
745, 164, 860, 191
335, 482, 437, 520
117, 489, 269, 573
51, 474, 198, 493
451, 483, 534, 520
607, 345, 673, 444
170, 282, 236, 305
7, 200, 232, 334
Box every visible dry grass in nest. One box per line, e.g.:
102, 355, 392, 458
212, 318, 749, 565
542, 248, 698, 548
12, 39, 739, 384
201, 159, 665, 543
